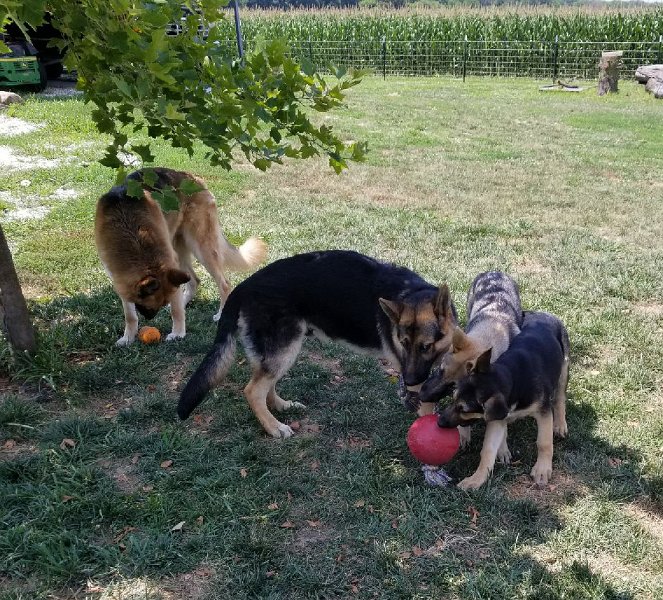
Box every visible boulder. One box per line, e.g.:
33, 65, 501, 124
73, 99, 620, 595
635, 64, 663, 99
635, 64, 663, 84
0, 91, 24, 106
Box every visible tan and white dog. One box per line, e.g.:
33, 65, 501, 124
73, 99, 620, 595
95, 168, 267, 346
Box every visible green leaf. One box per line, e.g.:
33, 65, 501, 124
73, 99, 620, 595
142, 169, 158, 188
111, 76, 133, 99
179, 179, 204, 195
114, 166, 128, 186
126, 178, 144, 199
269, 128, 282, 143
164, 103, 185, 121
131, 144, 155, 163
151, 189, 180, 212
99, 148, 121, 170
253, 158, 271, 171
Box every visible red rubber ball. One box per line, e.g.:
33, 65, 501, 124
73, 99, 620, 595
407, 414, 460, 465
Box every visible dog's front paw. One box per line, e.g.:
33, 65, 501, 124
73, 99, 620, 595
165, 332, 185, 342
115, 336, 135, 347
554, 421, 568, 438
457, 473, 487, 491
272, 422, 295, 439
530, 460, 552, 486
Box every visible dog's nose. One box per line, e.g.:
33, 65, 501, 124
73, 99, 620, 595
420, 372, 453, 403
437, 413, 452, 428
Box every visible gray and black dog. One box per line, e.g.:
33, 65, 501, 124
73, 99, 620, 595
419, 271, 524, 447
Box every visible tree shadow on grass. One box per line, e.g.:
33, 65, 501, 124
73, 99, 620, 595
289, 345, 656, 600
1, 289, 221, 399
0, 293, 659, 599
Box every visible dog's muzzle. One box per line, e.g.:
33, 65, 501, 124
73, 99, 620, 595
418, 366, 455, 404
135, 303, 159, 319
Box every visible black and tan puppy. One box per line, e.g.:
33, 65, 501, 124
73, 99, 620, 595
436, 311, 569, 490
419, 271, 523, 448
178, 250, 458, 438
95, 168, 267, 346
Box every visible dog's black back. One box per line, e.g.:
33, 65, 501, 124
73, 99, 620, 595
230, 250, 440, 351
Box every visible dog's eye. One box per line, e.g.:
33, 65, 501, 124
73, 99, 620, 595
400, 338, 410, 349
421, 342, 433, 353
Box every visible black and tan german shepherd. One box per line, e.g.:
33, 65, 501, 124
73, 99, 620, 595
419, 271, 523, 447
436, 311, 569, 490
178, 250, 458, 438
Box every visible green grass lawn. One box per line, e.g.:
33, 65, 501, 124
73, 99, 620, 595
1, 76, 662, 600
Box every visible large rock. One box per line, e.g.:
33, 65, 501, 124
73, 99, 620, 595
0, 91, 23, 106
635, 64, 663, 99
645, 76, 663, 99
635, 64, 663, 84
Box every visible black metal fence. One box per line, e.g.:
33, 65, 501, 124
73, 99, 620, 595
219, 38, 663, 80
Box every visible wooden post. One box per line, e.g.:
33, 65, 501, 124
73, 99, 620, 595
598, 51, 623, 96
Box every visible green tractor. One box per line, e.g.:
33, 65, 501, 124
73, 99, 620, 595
0, 38, 47, 92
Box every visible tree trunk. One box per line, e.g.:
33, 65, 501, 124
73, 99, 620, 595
598, 51, 623, 96
0, 224, 36, 354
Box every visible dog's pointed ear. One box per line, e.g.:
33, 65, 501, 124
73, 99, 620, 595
167, 269, 191, 287
379, 298, 403, 325
483, 394, 509, 422
472, 347, 492, 374
435, 283, 452, 321
452, 327, 468, 353
137, 276, 160, 298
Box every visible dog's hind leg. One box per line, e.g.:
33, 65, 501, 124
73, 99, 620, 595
183, 228, 231, 322
267, 384, 306, 413
244, 371, 294, 439
553, 358, 569, 438
173, 239, 199, 306
244, 328, 305, 439
197, 247, 231, 322
531, 409, 554, 486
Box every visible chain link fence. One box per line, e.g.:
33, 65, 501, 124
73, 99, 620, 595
218, 38, 663, 80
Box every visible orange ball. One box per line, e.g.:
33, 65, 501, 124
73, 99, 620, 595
138, 326, 161, 344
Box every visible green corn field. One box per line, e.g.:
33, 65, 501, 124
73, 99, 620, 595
212, 6, 663, 78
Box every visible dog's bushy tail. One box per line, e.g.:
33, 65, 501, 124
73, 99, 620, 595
177, 301, 240, 420
223, 236, 267, 272
558, 320, 571, 363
